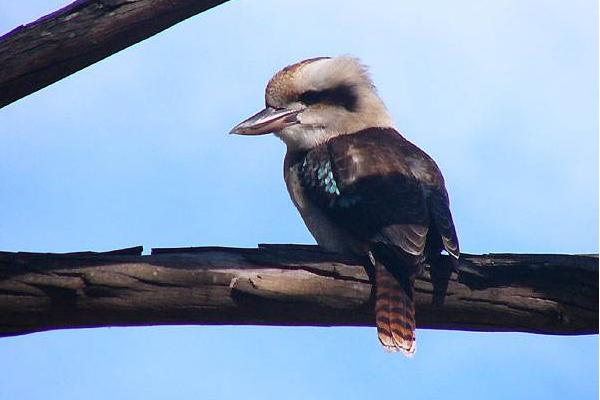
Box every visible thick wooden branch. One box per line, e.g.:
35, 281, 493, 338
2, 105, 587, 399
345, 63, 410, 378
0, 245, 597, 338
0, 0, 230, 109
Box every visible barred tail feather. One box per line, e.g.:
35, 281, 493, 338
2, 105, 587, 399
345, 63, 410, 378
375, 262, 416, 356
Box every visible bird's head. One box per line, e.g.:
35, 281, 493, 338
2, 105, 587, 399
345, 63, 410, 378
230, 56, 394, 150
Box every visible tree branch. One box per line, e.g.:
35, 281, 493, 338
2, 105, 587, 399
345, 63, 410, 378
0, 244, 597, 338
0, 0, 230, 109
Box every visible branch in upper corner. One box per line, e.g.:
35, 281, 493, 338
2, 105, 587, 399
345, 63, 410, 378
0, 245, 597, 338
0, 0, 231, 109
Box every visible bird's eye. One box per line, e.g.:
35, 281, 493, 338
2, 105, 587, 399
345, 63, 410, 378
298, 84, 358, 112
298, 90, 324, 106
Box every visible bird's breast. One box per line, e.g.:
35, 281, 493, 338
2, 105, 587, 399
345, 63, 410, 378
284, 151, 364, 255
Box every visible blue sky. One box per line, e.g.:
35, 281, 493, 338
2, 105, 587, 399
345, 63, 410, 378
0, 0, 597, 399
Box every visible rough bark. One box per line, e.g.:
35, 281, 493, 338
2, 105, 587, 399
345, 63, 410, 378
0, 0, 230, 109
0, 244, 596, 338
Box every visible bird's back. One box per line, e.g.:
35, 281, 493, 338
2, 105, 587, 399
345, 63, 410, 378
285, 127, 459, 262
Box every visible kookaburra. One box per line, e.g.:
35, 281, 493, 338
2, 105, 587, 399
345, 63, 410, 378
230, 56, 459, 355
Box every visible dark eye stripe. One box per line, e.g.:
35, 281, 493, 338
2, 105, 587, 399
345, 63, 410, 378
298, 84, 358, 112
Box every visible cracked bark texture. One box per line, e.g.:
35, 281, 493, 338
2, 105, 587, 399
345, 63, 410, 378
0, 245, 597, 338
0, 0, 230, 109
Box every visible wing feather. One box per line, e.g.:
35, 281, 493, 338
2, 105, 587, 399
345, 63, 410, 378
299, 128, 459, 262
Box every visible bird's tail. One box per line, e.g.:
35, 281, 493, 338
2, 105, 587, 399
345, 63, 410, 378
374, 262, 416, 356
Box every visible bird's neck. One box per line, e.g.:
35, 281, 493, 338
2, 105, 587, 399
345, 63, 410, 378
275, 125, 332, 151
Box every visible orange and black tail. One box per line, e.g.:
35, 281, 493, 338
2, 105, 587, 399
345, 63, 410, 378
374, 262, 416, 356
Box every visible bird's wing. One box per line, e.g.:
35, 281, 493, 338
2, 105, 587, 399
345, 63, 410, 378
427, 183, 460, 259
299, 127, 459, 260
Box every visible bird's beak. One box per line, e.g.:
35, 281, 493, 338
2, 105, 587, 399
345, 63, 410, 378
230, 107, 300, 135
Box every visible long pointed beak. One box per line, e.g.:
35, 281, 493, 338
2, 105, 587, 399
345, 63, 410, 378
230, 107, 300, 135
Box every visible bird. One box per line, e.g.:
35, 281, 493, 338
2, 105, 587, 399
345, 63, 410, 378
230, 56, 459, 355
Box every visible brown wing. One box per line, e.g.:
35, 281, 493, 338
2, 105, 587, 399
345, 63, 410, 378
300, 127, 459, 264
428, 184, 460, 259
